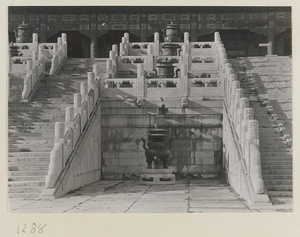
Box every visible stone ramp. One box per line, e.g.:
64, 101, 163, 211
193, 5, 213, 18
230, 56, 292, 204
8, 58, 106, 199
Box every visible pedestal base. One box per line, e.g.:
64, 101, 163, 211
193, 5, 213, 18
140, 168, 175, 185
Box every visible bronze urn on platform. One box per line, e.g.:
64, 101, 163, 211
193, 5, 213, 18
14, 22, 32, 43
141, 127, 173, 169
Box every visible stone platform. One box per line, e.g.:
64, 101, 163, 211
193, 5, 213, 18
140, 168, 175, 184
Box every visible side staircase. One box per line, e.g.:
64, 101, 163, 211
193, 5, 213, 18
8, 58, 104, 199
230, 56, 292, 204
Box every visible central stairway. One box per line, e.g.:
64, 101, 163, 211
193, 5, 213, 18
8, 58, 106, 199
229, 56, 292, 204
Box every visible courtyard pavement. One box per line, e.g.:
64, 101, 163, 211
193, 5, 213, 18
8, 179, 292, 213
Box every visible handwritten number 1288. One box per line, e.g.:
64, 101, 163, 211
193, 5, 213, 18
17, 223, 47, 234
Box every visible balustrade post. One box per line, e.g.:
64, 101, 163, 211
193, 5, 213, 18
22, 74, 32, 99
38, 45, 45, 71
65, 107, 75, 130
147, 44, 154, 71
120, 43, 125, 56
224, 63, 232, 90
65, 107, 75, 149
180, 64, 188, 97
106, 59, 114, 78
32, 33, 38, 52
182, 44, 189, 67
233, 89, 244, 124
57, 37, 63, 65
62, 33, 67, 58
242, 108, 254, 165
93, 64, 100, 78
229, 81, 240, 111
62, 33, 67, 44
58, 37, 62, 48
53, 44, 58, 56
54, 122, 65, 144
26, 59, 33, 74
227, 74, 237, 100
74, 93, 82, 115
112, 44, 118, 57
247, 120, 264, 193
88, 72, 98, 104
81, 81, 88, 101
32, 51, 38, 64
124, 33, 129, 43
137, 64, 145, 97
237, 97, 249, 140
109, 50, 117, 74
121, 37, 128, 55
50, 54, 58, 75
214, 32, 220, 42
154, 32, 160, 56
92, 64, 102, 96
184, 32, 190, 44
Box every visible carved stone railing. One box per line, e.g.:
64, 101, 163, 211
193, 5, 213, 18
101, 63, 224, 98
9, 33, 68, 101
44, 71, 100, 191
190, 55, 218, 71
190, 42, 216, 56
215, 32, 270, 205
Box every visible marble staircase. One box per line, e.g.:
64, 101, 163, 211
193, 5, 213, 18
8, 58, 104, 199
229, 56, 292, 204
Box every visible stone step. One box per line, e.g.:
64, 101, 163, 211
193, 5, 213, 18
259, 128, 281, 133
8, 186, 44, 194
8, 131, 54, 137
9, 119, 57, 123
9, 192, 41, 199
260, 142, 289, 148
8, 160, 50, 166
260, 148, 292, 152
261, 160, 292, 165
262, 174, 292, 179
8, 130, 55, 136
8, 180, 45, 187
259, 137, 286, 142
8, 175, 46, 182
265, 185, 292, 191
264, 180, 292, 185
9, 152, 50, 158
261, 155, 292, 160
262, 170, 292, 175
8, 165, 49, 172
260, 142, 288, 148
9, 147, 53, 153
261, 164, 292, 170
9, 143, 54, 149
8, 156, 50, 162
9, 170, 48, 176
267, 191, 293, 198
9, 139, 54, 145
8, 125, 55, 130
8, 133, 54, 138
261, 151, 292, 156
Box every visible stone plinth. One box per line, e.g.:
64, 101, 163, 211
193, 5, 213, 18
140, 168, 175, 185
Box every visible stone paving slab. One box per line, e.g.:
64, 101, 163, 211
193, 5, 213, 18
8, 180, 292, 213
190, 208, 251, 213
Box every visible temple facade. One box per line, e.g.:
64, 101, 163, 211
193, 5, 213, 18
8, 6, 291, 58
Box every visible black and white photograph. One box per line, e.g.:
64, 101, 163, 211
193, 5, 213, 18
1, 1, 299, 236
